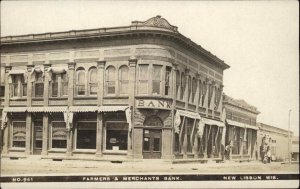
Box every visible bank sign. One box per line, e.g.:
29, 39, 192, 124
136, 99, 172, 110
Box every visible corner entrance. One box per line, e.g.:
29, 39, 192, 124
142, 115, 163, 159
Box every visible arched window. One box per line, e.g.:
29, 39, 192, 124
180, 73, 186, 100
89, 67, 97, 95
119, 65, 129, 95
176, 70, 180, 99
191, 77, 197, 103
76, 68, 86, 96
106, 66, 116, 95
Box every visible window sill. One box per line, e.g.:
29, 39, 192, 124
74, 96, 97, 100
9, 97, 27, 100
48, 149, 67, 153
9, 148, 25, 152
73, 149, 96, 154
103, 96, 129, 99
49, 97, 68, 100
103, 150, 127, 155
32, 97, 44, 100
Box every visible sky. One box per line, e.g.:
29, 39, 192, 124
1, 1, 299, 135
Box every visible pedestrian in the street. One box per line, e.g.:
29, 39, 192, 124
266, 146, 272, 163
225, 141, 231, 160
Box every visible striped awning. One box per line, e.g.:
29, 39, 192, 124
8, 69, 26, 75
27, 107, 44, 112
3, 107, 27, 112
98, 106, 128, 112
69, 106, 98, 112
202, 117, 225, 127
226, 119, 258, 130
44, 107, 68, 112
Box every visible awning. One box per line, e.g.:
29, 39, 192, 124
27, 107, 44, 112
3, 107, 27, 112
226, 119, 258, 130
98, 106, 128, 112
44, 107, 68, 112
69, 106, 98, 112
176, 109, 201, 120
202, 117, 225, 127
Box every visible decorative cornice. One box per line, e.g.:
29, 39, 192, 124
131, 15, 178, 32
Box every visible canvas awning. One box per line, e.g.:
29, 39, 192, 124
8, 70, 26, 75
176, 109, 201, 120
202, 117, 225, 127
44, 107, 68, 112
27, 107, 44, 112
98, 106, 129, 112
226, 119, 258, 130
69, 106, 98, 112
3, 107, 27, 112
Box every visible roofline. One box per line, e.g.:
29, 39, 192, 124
1, 20, 230, 70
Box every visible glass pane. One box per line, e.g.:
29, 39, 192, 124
152, 80, 160, 95
89, 69, 97, 82
22, 84, 27, 96
143, 137, 150, 151
107, 81, 115, 94
13, 84, 19, 97
0, 86, 4, 97
138, 81, 148, 94
106, 122, 128, 151
36, 73, 43, 82
153, 65, 162, 78
12, 122, 26, 148
77, 71, 85, 85
35, 83, 44, 97
52, 82, 58, 97
52, 140, 67, 148
120, 81, 128, 94
153, 138, 160, 152
76, 122, 96, 149
120, 66, 129, 80
77, 85, 85, 95
139, 65, 148, 79
52, 122, 67, 148
62, 82, 68, 96
89, 84, 97, 95
106, 66, 116, 81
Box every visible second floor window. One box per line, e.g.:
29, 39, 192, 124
52, 73, 68, 97
34, 72, 44, 97
106, 66, 116, 95
89, 68, 97, 95
152, 65, 162, 95
191, 77, 197, 103
11, 74, 27, 97
180, 73, 186, 100
165, 67, 171, 96
138, 65, 149, 95
76, 68, 86, 96
176, 71, 180, 99
119, 66, 129, 95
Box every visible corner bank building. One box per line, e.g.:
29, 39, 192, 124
0, 16, 230, 161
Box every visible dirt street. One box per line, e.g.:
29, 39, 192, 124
1, 157, 299, 176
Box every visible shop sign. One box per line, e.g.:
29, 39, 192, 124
136, 99, 172, 110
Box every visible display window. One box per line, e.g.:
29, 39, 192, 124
105, 122, 128, 151
76, 122, 96, 149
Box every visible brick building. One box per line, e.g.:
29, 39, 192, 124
223, 95, 260, 161
0, 16, 229, 160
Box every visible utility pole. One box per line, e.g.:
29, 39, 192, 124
288, 109, 291, 164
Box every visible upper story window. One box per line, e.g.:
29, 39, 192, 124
208, 83, 213, 108
176, 71, 180, 99
191, 77, 197, 103
52, 72, 68, 97
119, 66, 129, 95
0, 68, 4, 97
165, 67, 171, 96
180, 73, 186, 100
152, 65, 162, 95
11, 74, 27, 97
34, 72, 44, 97
138, 65, 149, 95
200, 81, 207, 106
187, 76, 191, 102
88, 67, 97, 96
215, 87, 221, 110
76, 68, 86, 96
106, 66, 116, 95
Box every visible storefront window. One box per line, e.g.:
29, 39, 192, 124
89, 67, 97, 95
76, 122, 96, 149
106, 66, 116, 95
138, 65, 149, 95
34, 120, 43, 149
51, 122, 67, 149
35, 72, 44, 97
106, 122, 128, 151
12, 121, 26, 148
119, 66, 129, 95
76, 68, 86, 96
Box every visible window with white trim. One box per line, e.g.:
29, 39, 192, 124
105, 122, 128, 151
76, 68, 86, 96
152, 65, 162, 95
76, 122, 96, 149
106, 66, 116, 95
12, 121, 26, 148
88, 67, 97, 95
119, 66, 129, 95
10, 75, 27, 97
138, 65, 149, 95
51, 121, 67, 149
52, 73, 68, 97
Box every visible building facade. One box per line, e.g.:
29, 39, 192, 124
257, 123, 293, 162
0, 16, 229, 160
223, 95, 260, 161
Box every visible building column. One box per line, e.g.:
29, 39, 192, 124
195, 73, 200, 112
183, 68, 189, 158
26, 65, 34, 107
171, 63, 178, 159
66, 62, 76, 156
95, 60, 105, 157
128, 58, 137, 158
41, 113, 49, 156
2, 66, 12, 154
25, 112, 32, 155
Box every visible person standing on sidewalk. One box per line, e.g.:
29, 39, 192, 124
266, 146, 272, 163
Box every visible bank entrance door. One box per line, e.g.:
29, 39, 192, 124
143, 129, 162, 159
